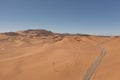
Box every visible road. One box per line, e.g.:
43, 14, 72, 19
82, 44, 106, 80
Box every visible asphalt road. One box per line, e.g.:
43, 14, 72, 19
82, 44, 106, 80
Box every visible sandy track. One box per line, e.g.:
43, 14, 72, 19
0, 50, 39, 62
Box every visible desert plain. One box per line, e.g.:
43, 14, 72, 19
0, 29, 120, 80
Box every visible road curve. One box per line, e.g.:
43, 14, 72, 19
82, 44, 106, 80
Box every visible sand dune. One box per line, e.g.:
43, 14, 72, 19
0, 29, 120, 80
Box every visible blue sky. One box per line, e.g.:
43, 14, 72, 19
0, 0, 120, 35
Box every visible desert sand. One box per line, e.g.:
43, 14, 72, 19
0, 29, 120, 80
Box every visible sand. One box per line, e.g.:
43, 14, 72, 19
0, 30, 120, 80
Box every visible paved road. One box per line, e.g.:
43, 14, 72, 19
82, 44, 106, 80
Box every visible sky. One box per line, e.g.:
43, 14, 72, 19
0, 0, 120, 35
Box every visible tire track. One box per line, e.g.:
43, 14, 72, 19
0, 51, 40, 62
